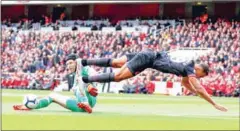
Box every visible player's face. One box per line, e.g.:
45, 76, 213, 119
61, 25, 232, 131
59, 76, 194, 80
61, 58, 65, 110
195, 65, 207, 78
66, 60, 77, 74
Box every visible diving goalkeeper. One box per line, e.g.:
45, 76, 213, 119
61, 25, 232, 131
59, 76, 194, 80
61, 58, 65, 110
13, 54, 97, 113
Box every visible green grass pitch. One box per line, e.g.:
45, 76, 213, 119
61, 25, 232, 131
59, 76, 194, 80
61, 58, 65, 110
1, 89, 239, 130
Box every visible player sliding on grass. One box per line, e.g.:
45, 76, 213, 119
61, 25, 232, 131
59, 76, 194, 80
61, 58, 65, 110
13, 54, 97, 113
81, 49, 228, 112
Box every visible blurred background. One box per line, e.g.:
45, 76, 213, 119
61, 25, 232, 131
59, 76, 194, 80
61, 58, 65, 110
1, 0, 240, 98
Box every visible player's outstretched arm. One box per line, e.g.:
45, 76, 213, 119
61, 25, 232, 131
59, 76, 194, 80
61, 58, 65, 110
188, 77, 228, 112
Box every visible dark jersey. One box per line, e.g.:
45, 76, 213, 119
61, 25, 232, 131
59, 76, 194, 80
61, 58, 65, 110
152, 52, 196, 77
126, 50, 196, 77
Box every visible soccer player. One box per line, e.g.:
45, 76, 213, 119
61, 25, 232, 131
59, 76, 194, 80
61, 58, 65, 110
81, 49, 228, 112
13, 54, 97, 113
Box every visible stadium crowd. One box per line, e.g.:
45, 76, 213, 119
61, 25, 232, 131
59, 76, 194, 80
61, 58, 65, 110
1, 18, 239, 97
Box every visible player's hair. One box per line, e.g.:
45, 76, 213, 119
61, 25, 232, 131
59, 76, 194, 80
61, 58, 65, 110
200, 63, 209, 75
66, 54, 78, 62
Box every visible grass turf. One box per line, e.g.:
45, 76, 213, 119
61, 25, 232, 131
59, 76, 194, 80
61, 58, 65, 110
1, 89, 239, 130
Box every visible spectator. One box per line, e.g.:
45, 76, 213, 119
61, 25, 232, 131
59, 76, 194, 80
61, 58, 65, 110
1, 18, 239, 97
120, 79, 137, 94
144, 77, 155, 94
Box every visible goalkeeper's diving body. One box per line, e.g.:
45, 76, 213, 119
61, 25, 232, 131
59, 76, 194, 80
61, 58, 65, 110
81, 49, 228, 112
13, 54, 97, 113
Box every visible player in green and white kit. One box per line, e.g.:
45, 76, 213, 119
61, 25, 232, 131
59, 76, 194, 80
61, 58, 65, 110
13, 54, 97, 113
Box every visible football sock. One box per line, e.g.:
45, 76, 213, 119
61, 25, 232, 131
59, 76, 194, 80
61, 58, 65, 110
82, 58, 112, 67
35, 97, 53, 109
82, 73, 115, 83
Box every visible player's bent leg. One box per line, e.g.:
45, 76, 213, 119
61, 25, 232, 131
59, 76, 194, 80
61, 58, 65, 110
114, 64, 134, 82
82, 64, 134, 83
82, 51, 151, 83
48, 92, 69, 109
66, 99, 85, 112
111, 52, 138, 68
13, 92, 95, 113
47, 92, 92, 113
111, 56, 128, 68
82, 56, 128, 68
85, 88, 97, 108
65, 94, 96, 113
74, 86, 93, 113
35, 96, 53, 109
113, 50, 154, 82
13, 95, 53, 111
46, 92, 89, 113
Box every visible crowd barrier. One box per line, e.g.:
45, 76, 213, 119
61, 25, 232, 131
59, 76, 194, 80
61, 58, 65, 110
96, 81, 182, 96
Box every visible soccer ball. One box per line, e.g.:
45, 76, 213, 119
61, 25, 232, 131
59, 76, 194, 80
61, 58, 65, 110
22, 94, 39, 109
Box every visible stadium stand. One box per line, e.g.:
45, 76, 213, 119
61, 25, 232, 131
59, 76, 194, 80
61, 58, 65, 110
1, 3, 239, 97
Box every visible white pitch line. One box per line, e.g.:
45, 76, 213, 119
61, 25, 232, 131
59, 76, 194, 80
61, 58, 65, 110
2, 93, 239, 102
2, 93, 197, 101
2, 103, 239, 120
3, 109, 239, 120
